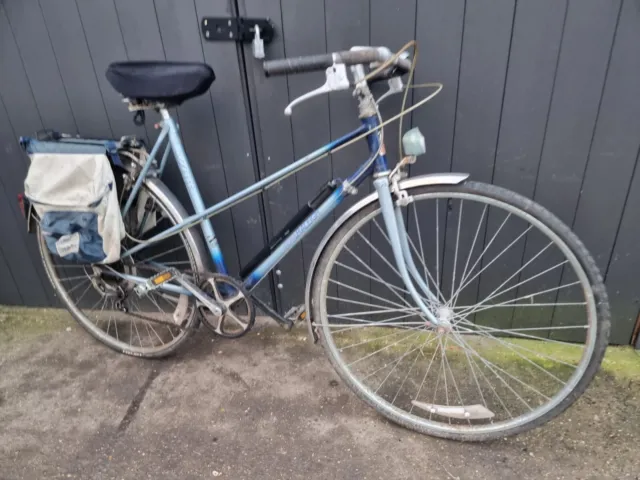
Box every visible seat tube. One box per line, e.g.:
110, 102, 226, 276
160, 109, 227, 274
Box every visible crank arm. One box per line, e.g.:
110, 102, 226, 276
174, 275, 225, 316
104, 266, 225, 316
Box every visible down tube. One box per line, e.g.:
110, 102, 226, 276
243, 186, 346, 291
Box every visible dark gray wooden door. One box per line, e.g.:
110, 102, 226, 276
0, 0, 274, 307
238, 0, 640, 344
1, 0, 640, 344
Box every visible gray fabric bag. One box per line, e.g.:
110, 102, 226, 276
24, 152, 125, 264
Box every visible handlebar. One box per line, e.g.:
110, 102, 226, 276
263, 47, 411, 78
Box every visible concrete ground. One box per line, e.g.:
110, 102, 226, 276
1, 307, 639, 480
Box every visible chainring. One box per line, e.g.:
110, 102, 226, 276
198, 273, 256, 338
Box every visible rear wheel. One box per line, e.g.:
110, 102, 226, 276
39, 181, 202, 358
311, 181, 609, 441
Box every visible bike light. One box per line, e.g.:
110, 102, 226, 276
402, 127, 426, 156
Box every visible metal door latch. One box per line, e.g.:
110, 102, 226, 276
201, 17, 274, 59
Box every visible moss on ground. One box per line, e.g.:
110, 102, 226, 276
0, 305, 74, 343
333, 326, 640, 382
2, 307, 639, 383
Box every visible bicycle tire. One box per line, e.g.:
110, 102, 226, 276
311, 181, 610, 441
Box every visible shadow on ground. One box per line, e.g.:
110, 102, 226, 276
1, 307, 639, 479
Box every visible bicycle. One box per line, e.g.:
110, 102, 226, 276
27, 43, 610, 441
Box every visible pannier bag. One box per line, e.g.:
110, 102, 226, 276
22, 137, 125, 264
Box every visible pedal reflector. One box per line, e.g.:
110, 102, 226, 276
134, 269, 177, 297
153, 271, 174, 285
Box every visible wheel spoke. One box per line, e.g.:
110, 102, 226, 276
326, 291, 409, 311
449, 224, 533, 306
149, 292, 176, 340
329, 306, 419, 318
139, 244, 188, 264
336, 260, 411, 298
451, 204, 487, 307
450, 333, 550, 402
391, 331, 436, 405
457, 258, 569, 314
453, 324, 569, 385
345, 241, 421, 312
346, 330, 424, 368
453, 281, 581, 317
450, 199, 464, 308
455, 318, 587, 351
339, 327, 430, 351
410, 338, 441, 414
448, 213, 512, 303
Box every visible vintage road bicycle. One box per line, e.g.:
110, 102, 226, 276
28, 43, 610, 441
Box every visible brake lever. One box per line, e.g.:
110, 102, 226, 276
284, 63, 350, 116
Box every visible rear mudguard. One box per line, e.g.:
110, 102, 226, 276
303, 172, 469, 343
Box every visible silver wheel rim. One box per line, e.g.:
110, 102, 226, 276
39, 186, 198, 356
317, 190, 598, 436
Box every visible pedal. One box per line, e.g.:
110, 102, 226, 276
134, 268, 224, 316
134, 268, 178, 296
284, 304, 306, 323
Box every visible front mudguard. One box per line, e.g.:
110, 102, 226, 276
303, 172, 469, 343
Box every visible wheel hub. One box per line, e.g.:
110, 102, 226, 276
435, 306, 453, 334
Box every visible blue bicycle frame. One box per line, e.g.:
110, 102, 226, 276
119, 109, 387, 293
114, 105, 442, 326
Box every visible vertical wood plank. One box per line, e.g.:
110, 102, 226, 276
113, 0, 185, 197
0, 6, 58, 306
280, 0, 332, 290
152, 0, 242, 279
239, 0, 305, 311
194, 0, 271, 303
554, 0, 640, 342
368, 0, 418, 308
39, 0, 112, 138
323, 0, 371, 315
0, 98, 51, 305
75, 0, 148, 141
442, 0, 515, 314
605, 156, 640, 344
513, 0, 621, 332
0, 243, 22, 305
407, 0, 464, 315
411, 0, 464, 176
3, 0, 77, 133
474, 0, 565, 331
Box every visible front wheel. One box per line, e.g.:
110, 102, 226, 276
311, 181, 609, 441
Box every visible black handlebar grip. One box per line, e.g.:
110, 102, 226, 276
263, 54, 334, 76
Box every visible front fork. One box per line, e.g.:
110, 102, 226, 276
373, 174, 441, 326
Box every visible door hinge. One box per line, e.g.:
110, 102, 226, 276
201, 17, 274, 43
